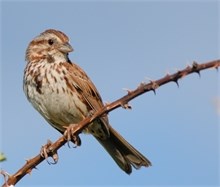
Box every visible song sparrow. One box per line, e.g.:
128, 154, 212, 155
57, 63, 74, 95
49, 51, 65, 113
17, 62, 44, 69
23, 29, 151, 174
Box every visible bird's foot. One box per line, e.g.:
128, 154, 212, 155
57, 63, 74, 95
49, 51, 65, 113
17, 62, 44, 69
40, 139, 58, 164
64, 124, 82, 147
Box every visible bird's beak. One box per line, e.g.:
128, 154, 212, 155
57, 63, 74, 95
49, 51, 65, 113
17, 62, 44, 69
59, 42, 73, 53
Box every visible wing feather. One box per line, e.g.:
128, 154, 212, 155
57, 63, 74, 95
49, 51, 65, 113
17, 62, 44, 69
62, 61, 110, 136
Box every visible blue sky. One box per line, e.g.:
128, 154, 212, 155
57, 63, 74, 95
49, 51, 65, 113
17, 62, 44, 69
0, 0, 219, 186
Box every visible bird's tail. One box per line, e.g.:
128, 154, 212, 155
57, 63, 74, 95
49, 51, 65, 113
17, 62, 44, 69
95, 125, 152, 174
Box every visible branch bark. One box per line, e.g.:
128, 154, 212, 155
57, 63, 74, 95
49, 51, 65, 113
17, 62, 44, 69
2, 59, 220, 187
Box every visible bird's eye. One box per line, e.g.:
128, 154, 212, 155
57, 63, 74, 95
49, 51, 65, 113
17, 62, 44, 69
48, 39, 54, 45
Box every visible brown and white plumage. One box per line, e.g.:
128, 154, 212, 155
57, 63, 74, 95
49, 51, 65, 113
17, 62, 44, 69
23, 29, 151, 174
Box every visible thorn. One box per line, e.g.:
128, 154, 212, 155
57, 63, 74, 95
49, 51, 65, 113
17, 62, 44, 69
25, 159, 38, 173
173, 79, 179, 88
186, 65, 191, 71
26, 168, 33, 175
144, 77, 155, 85
145, 76, 153, 82
122, 88, 132, 94
166, 71, 179, 87
104, 101, 111, 105
186, 61, 191, 67
173, 67, 178, 71
0, 170, 10, 185
176, 70, 182, 76
25, 158, 38, 170
121, 102, 132, 110
175, 69, 187, 79
137, 82, 148, 91
192, 61, 198, 67
196, 70, 201, 77
165, 69, 171, 75
150, 80, 159, 94
192, 61, 201, 77
165, 69, 172, 78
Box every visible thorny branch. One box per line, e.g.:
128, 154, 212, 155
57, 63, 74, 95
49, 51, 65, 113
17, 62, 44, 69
1, 59, 220, 187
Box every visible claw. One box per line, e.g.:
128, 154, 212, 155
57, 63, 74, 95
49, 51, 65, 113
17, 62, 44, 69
72, 135, 81, 147
64, 124, 82, 147
40, 140, 58, 165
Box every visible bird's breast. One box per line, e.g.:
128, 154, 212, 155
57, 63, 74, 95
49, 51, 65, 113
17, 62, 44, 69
24, 62, 88, 128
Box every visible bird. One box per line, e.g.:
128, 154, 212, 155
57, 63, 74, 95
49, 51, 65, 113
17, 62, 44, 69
23, 29, 151, 174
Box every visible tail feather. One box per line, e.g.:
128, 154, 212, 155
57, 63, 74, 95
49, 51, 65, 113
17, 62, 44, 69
95, 125, 151, 174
